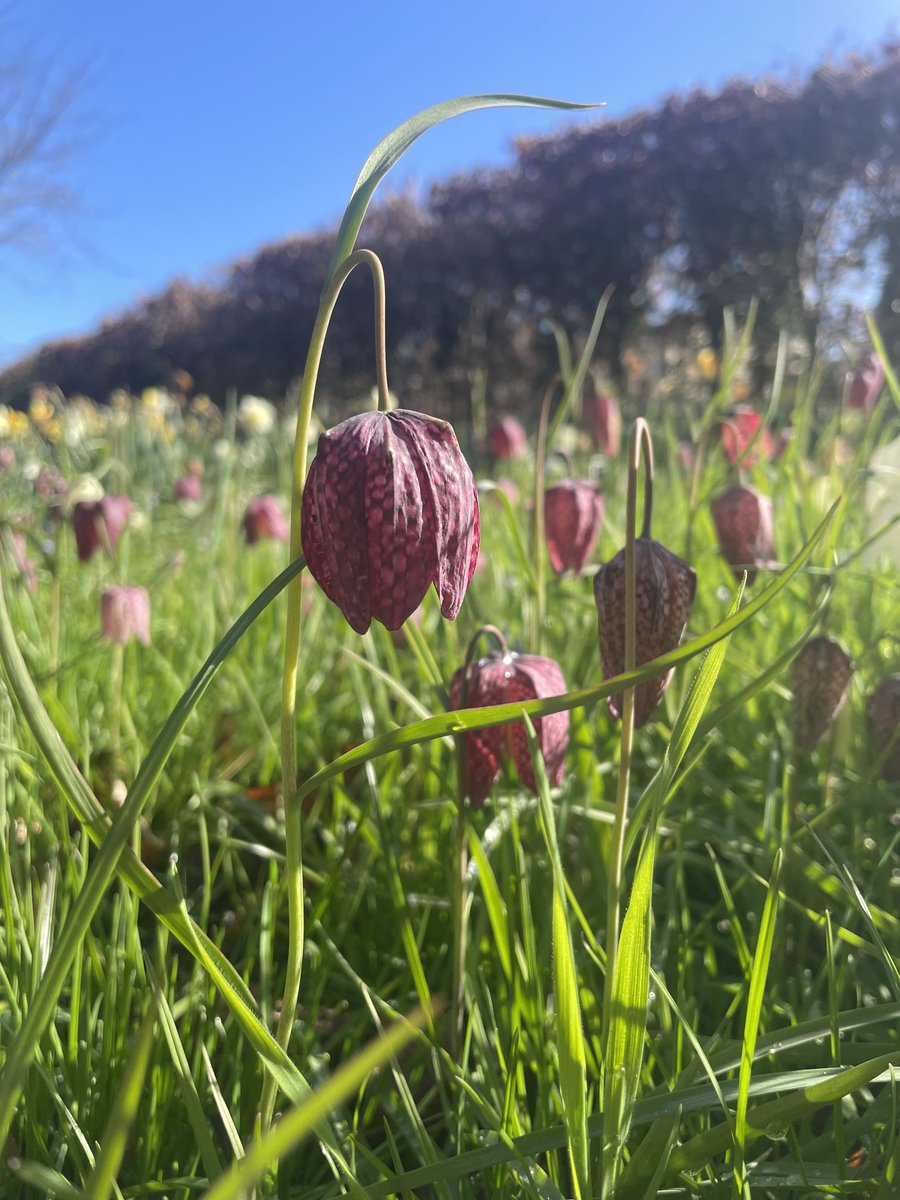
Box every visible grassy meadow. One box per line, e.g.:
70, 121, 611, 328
0, 91, 898, 1200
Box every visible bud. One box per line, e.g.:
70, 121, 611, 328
584, 393, 622, 457
174, 473, 202, 502
544, 480, 604, 574
720, 407, 774, 466
791, 636, 853, 751
100, 586, 151, 647
710, 484, 774, 585
844, 353, 884, 414
72, 495, 132, 562
302, 409, 479, 634
449, 651, 569, 807
487, 417, 527, 461
243, 494, 289, 545
594, 538, 696, 727
867, 675, 900, 782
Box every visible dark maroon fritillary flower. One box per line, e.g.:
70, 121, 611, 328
243, 495, 289, 545
711, 484, 774, 585
449, 651, 569, 808
487, 417, 528, 461
174, 473, 202, 502
844, 354, 884, 414
720, 407, 774, 466
101, 586, 151, 647
72, 495, 132, 562
868, 675, 900, 782
584, 393, 622, 457
544, 480, 604, 575
594, 538, 697, 727
792, 636, 853, 751
302, 409, 479, 635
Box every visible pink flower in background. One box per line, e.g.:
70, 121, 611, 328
584, 393, 622, 457
487, 417, 527, 461
72, 495, 132, 562
101, 586, 151, 646
594, 538, 697, 727
10, 532, 37, 593
544, 480, 604, 574
720, 408, 774, 466
302, 410, 479, 634
243, 494, 289, 545
449, 651, 569, 808
844, 353, 884, 414
174, 473, 202, 502
0, 447, 14, 471
711, 484, 774, 585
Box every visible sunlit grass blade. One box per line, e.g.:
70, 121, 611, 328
201, 1003, 437, 1200
527, 715, 589, 1200
615, 1106, 681, 1200
81, 998, 158, 1200
732, 847, 782, 1197
468, 826, 512, 981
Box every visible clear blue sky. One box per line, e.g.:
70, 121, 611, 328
0, 0, 896, 367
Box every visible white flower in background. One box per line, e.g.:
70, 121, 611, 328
213, 438, 235, 462
554, 422, 586, 457
64, 407, 92, 447
128, 508, 148, 532
68, 474, 105, 506
141, 387, 173, 413
238, 395, 277, 435
864, 434, 900, 569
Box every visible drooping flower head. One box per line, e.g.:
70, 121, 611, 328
720, 407, 774, 466
302, 409, 479, 634
243, 494, 289, 544
711, 484, 774, 585
10, 531, 37, 593
844, 353, 884, 414
487, 417, 527, 461
72, 495, 132, 562
594, 538, 696, 727
174, 473, 202, 502
791, 636, 853, 751
868, 675, 900, 782
101, 586, 151, 647
544, 480, 604, 575
584, 393, 622, 457
450, 649, 569, 808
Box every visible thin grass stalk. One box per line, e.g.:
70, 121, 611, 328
531, 382, 556, 653
266, 248, 389, 1139
601, 417, 653, 1045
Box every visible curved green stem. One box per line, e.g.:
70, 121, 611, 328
264, 248, 389, 1137
601, 417, 654, 1044
532, 381, 558, 652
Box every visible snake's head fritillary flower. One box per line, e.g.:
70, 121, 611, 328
10, 532, 36, 593
487, 417, 527, 461
594, 538, 696, 727
720, 407, 774, 466
101, 586, 151, 647
301, 409, 479, 634
844, 353, 884, 414
72, 495, 132, 562
449, 651, 569, 808
544, 480, 604, 575
0, 447, 14, 471
174, 473, 202, 502
243, 495, 289, 545
868, 675, 900, 782
711, 484, 774, 585
791, 636, 853, 751
584, 393, 622, 457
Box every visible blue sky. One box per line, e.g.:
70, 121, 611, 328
0, 0, 896, 366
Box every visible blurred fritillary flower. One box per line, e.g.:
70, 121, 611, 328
791, 636, 853, 751
544, 480, 604, 574
101, 586, 151, 647
867, 676, 900, 782
711, 484, 774, 584
720, 408, 774, 466
843, 353, 884, 414
584, 393, 621, 457
243, 495, 289, 545
487, 417, 527, 461
73, 495, 132, 562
